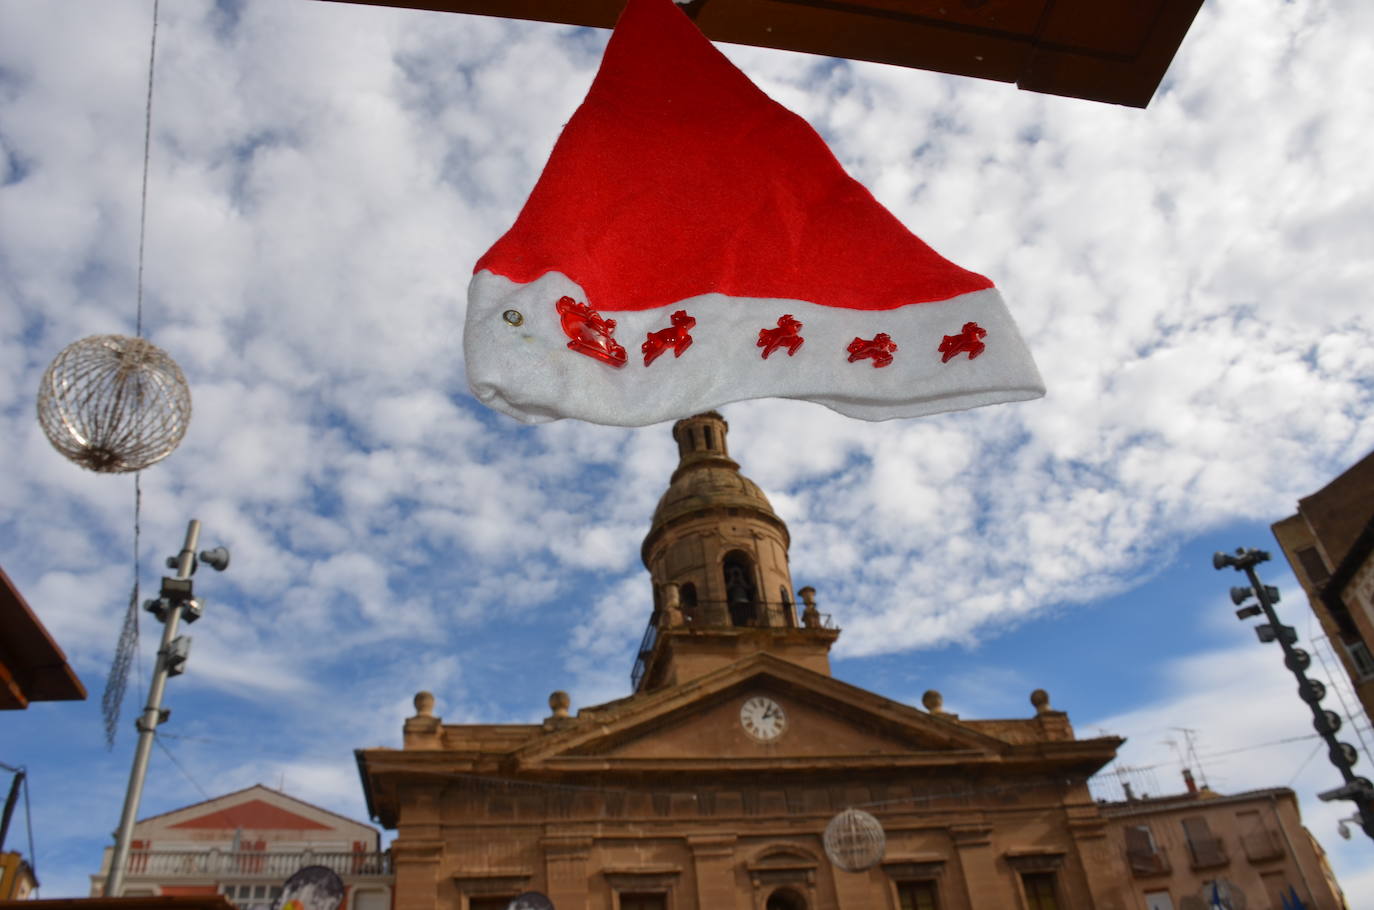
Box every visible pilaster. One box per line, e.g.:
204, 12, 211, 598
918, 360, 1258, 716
542, 835, 593, 910
950, 823, 1001, 908
689, 834, 738, 910
390, 839, 443, 910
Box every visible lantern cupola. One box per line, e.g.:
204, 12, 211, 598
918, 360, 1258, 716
634, 412, 837, 692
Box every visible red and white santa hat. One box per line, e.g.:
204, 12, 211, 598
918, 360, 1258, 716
465, 0, 1043, 426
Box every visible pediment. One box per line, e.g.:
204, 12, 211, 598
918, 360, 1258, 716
514, 653, 1011, 769
137, 784, 375, 839
168, 799, 332, 831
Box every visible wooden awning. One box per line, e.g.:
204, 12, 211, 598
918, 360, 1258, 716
0, 565, 85, 710
314, 0, 1204, 108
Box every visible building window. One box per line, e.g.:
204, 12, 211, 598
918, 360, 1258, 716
619, 893, 667, 910
1020, 872, 1059, 910
1126, 824, 1169, 875
1182, 816, 1228, 868
220, 884, 282, 910
1143, 891, 1174, 910
1343, 638, 1374, 680
1296, 546, 1330, 585
896, 879, 938, 910
680, 582, 698, 608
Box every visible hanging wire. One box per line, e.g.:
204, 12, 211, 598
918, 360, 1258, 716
153, 734, 214, 803
1286, 740, 1325, 788
98, 0, 160, 748
135, 0, 160, 339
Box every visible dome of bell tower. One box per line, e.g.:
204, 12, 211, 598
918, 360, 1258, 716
645, 412, 787, 547
642, 412, 795, 631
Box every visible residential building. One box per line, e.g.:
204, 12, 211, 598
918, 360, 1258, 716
0, 850, 37, 899
1272, 450, 1374, 724
357, 412, 1133, 910
89, 785, 392, 910
1099, 777, 1346, 910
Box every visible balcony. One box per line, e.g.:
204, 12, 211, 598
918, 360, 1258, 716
1185, 836, 1229, 869
1241, 829, 1286, 863
123, 850, 392, 880
1126, 847, 1170, 877
629, 600, 837, 688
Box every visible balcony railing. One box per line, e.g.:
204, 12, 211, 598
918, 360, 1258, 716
123, 850, 391, 879
1126, 847, 1170, 877
1241, 829, 1286, 862
1185, 836, 1229, 869
629, 599, 837, 688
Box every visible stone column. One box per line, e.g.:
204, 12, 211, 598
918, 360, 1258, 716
390, 839, 443, 910
542, 835, 593, 910
689, 834, 738, 910
1068, 813, 1130, 910
950, 824, 1001, 908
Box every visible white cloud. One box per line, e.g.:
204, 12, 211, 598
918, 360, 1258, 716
5, 0, 1374, 900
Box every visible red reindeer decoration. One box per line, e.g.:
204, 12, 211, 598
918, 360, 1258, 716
938, 321, 987, 362
642, 310, 697, 366
757, 315, 805, 359
847, 333, 898, 368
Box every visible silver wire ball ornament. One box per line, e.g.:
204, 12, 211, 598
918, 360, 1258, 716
823, 807, 886, 872
36, 334, 191, 473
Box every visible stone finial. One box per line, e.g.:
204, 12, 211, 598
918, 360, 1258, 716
1030, 688, 1051, 714
549, 690, 572, 718
922, 689, 943, 712
798, 586, 821, 628
404, 691, 442, 749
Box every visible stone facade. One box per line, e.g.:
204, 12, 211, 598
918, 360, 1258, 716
1099, 785, 1347, 910
358, 413, 1130, 910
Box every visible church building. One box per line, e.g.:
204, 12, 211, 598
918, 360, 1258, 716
356, 413, 1131, 910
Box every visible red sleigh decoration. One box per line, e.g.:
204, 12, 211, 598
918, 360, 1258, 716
642, 310, 696, 366
557, 296, 627, 367
758, 315, 805, 359
847, 333, 898, 368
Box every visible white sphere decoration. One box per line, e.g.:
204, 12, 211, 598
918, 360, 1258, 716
823, 807, 886, 872
36, 334, 191, 473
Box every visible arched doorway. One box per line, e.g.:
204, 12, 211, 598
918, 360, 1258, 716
765, 887, 807, 910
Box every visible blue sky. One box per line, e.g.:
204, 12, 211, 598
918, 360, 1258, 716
3, 0, 1374, 903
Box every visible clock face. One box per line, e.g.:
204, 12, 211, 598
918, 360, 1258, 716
740, 695, 787, 742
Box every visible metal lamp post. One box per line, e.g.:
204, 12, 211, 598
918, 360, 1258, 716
103, 519, 229, 896
1214, 546, 1374, 840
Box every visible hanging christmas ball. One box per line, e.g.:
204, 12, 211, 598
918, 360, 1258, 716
36, 334, 191, 473
823, 807, 886, 872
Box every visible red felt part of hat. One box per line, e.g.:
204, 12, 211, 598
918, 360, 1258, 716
474, 0, 993, 312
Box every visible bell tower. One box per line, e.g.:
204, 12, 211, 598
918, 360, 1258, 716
634, 412, 838, 692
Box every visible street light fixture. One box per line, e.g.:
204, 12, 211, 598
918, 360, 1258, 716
103, 519, 229, 896
1216, 547, 1374, 840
